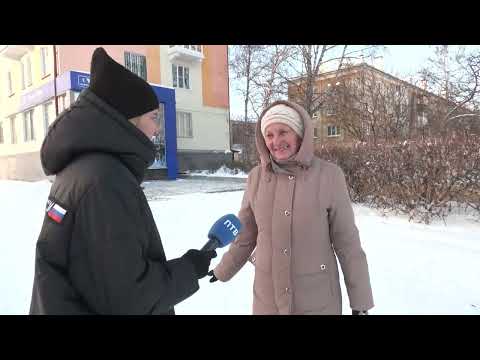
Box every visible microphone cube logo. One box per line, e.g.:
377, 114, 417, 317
224, 219, 239, 236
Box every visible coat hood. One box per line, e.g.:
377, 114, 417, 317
255, 100, 315, 170
41, 88, 156, 182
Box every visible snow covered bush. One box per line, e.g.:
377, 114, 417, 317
316, 135, 480, 224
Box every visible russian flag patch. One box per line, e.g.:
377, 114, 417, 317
46, 199, 67, 223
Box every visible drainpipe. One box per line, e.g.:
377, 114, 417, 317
53, 45, 59, 117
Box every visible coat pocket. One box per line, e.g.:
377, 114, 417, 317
252, 267, 277, 313
249, 246, 272, 273
248, 232, 272, 272
293, 269, 333, 313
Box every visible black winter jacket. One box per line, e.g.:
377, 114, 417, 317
29, 88, 199, 314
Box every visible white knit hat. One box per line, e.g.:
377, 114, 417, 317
261, 104, 304, 138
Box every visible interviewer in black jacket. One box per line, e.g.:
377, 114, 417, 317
29, 47, 216, 315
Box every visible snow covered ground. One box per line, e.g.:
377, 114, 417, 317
1, 178, 479, 315
186, 165, 248, 178
142, 177, 246, 201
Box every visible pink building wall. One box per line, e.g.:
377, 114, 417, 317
58, 45, 149, 76
202, 45, 229, 109
57, 45, 228, 109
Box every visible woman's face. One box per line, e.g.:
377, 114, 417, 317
136, 109, 160, 139
264, 123, 302, 161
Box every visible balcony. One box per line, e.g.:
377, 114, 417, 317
168, 45, 204, 63
0, 45, 35, 60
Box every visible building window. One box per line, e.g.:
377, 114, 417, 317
327, 125, 340, 137
176, 111, 193, 138
172, 64, 177, 87
323, 100, 336, 116
27, 57, 32, 86
41, 47, 50, 77
394, 84, 402, 98
21, 56, 32, 89
21, 60, 25, 89
325, 105, 336, 116
58, 93, 68, 113
183, 45, 202, 53
124, 52, 147, 80
178, 66, 184, 89
24, 109, 35, 142
43, 102, 53, 136
0, 121, 4, 144
7, 71, 13, 96
184, 67, 189, 89
10, 116, 17, 144
172, 64, 190, 89
314, 127, 319, 138
170, 45, 202, 52
418, 112, 428, 127
362, 121, 371, 136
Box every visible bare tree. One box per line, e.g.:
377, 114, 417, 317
248, 45, 293, 117
229, 45, 264, 162
229, 114, 257, 167
419, 46, 480, 135
279, 45, 381, 117
324, 66, 411, 144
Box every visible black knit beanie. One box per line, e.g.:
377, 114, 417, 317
88, 47, 159, 119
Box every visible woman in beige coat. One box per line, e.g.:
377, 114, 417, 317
209, 100, 374, 315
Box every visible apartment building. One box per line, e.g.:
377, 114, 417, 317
288, 63, 461, 145
0, 45, 230, 180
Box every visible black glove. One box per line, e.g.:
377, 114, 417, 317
182, 249, 217, 279
207, 270, 218, 283
352, 310, 368, 315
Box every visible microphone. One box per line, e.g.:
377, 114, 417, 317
201, 214, 242, 251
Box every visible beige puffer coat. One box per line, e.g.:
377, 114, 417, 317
213, 100, 374, 315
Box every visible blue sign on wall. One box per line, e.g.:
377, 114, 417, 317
70, 71, 91, 91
